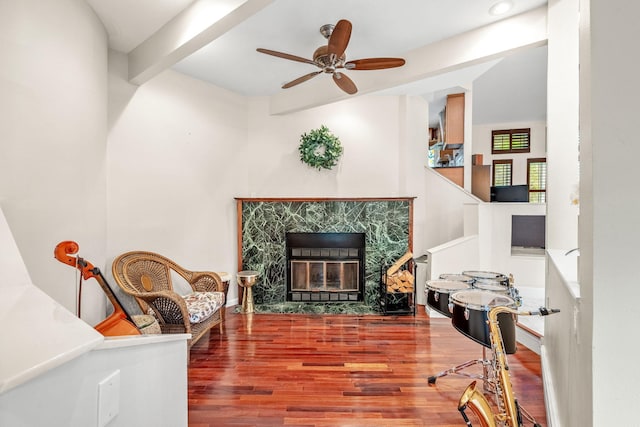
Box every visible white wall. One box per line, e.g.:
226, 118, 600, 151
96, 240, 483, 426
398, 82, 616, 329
426, 201, 545, 291
579, 0, 640, 424
401, 96, 431, 256
474, 202, 546, 288
472, 121, 547, 186
544, 1, 640, 425
546, 0, 580, 250
543, 0, 588, 425
423, 168, 478, 248
107, 63, 248, 304
0, 0, 108, 325
108, 73, 432, 304
246, 96, 402, 197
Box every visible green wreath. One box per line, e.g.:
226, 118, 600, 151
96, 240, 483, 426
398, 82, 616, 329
298, 125, 343, 170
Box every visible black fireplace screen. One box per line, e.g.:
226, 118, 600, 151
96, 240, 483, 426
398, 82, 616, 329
286, 232, 365, 302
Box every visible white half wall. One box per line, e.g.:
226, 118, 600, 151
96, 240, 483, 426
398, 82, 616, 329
428, 235, 481, 280
0, 337, 188, 427
423, 167, 479, 249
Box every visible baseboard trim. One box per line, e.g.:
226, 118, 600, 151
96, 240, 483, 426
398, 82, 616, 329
516, 323, 541, 354
541, 345, 560, 427
425, 305, 447, 318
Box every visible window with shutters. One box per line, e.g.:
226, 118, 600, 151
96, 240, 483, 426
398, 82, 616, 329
527, 158, 547, 203
493, 159, 513, 186
492, 128, 531, 154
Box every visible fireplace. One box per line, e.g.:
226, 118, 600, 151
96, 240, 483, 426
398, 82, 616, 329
286, 232, 366, 302
236, 197, 414, 309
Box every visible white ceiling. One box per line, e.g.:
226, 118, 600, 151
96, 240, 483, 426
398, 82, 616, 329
86, 0, 196, 53
86, 0, 547, 122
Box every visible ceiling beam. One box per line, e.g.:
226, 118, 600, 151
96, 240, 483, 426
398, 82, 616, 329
269, 5, 548, 115
128, 0, 275, 85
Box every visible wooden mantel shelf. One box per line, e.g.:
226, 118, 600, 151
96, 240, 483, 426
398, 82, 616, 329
234, 197, 417, 202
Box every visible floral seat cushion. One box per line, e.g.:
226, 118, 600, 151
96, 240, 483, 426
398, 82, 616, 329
183, 291, 225, 323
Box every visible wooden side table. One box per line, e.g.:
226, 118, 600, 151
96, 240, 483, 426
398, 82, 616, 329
237, 270, 259, 313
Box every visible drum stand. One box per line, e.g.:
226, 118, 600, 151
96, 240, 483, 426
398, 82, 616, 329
428, 339, 542, 427
427, 347, 492, 385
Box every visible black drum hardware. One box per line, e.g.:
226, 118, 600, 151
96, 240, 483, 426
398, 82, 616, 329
426, 271, 520, 385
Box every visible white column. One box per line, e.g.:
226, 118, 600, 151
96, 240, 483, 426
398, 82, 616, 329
581, 0, 640, 424
546, 0, 580, 250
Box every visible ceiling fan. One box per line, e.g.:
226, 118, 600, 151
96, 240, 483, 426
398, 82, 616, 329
257, 19, 405, 95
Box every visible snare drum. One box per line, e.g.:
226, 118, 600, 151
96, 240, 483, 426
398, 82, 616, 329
425, 280, 471, 317
472, 278, 511, 295
439, 273, 474, 283
462, 270, 509, 285
450, 290, 518, 354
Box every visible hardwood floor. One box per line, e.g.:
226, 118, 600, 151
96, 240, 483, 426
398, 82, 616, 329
188, 306, 546, 427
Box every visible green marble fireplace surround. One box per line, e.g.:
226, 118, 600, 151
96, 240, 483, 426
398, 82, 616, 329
236, 198, 414, 313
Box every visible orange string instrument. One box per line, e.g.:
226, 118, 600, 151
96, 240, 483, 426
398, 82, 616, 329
54, 241, 140, 337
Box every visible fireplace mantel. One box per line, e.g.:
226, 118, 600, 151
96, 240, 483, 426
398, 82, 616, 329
235, 197, 415, 310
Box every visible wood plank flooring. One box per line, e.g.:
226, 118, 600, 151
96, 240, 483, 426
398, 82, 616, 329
188, 306, 546, 427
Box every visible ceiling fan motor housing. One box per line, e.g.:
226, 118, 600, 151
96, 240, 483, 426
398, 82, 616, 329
313, 45, 346, 72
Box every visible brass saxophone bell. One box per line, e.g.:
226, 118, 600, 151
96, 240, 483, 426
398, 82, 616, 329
458, 381, 497, 427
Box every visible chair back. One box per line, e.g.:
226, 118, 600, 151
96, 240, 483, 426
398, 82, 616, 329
112, 250, 227, 349
112, 251, 182, 311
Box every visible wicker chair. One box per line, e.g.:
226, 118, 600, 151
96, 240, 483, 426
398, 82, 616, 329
112, 251, 228, 349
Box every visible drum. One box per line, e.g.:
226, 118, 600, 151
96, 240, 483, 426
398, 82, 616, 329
425, 280, 471, 317
462, 270, 509, 285
472, 278, 510, 295
439, 273, 474, 283
450, 290, 518, 354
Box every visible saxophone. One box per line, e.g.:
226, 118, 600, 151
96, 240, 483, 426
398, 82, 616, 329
457, 306, 559, 427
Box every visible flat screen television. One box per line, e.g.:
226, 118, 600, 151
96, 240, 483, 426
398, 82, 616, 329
490, 185, 529, 202
511, 215, 546, 249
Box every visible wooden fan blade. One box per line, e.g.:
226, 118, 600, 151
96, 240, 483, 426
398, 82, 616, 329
257, 48, 316, 65
344, 58, 406, 70
282, 71, 322, 89
328, 19, 352, 59
333, 72, 357, 95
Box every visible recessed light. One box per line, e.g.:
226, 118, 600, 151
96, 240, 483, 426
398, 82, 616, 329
489, 0, 514, 16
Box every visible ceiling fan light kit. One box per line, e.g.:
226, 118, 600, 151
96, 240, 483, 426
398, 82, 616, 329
257, 19, 405, 95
